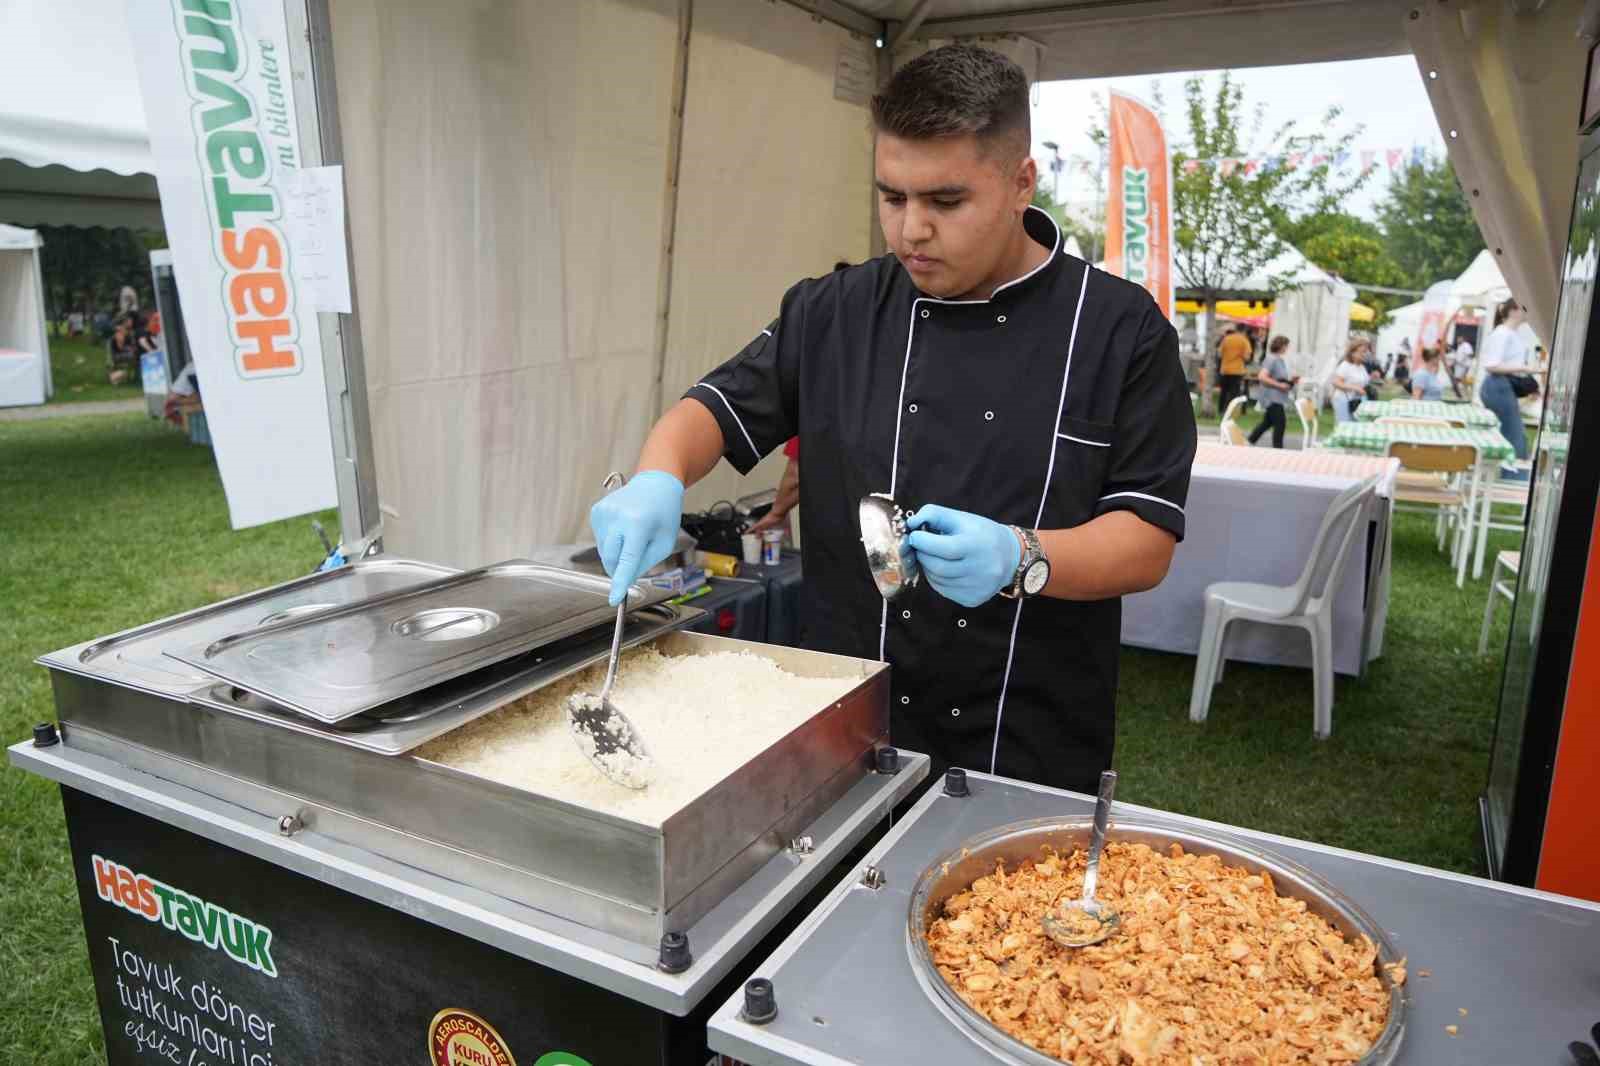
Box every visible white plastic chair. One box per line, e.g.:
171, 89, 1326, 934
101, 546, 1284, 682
1219, 395, 1250, 446
1478, 551, 1520, 654
1188, 474, 1380, 739
1468, 470, 1530, 581
1294, 396, 1319, 449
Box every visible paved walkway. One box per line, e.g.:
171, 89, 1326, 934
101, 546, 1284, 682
0, 398, 145, 422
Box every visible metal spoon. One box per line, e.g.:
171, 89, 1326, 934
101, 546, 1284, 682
566, 473, 654, 789
1041, 770, 1121, 948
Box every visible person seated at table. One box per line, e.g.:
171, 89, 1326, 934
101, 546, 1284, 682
1329, 340, 1370, 422
138, 311, 163, 354
1411, 347, 1448, 401
106, 317, 140, 385
1248, 335, 1296, 448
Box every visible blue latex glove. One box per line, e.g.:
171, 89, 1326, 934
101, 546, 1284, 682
590, 471, 686, 606
905, 504, 1023, 608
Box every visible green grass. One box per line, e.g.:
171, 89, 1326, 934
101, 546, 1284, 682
0, 413, 335, 1065
1114, 504, 1515, 874
44, 333, 144, 405
0, 412, 1515, 1061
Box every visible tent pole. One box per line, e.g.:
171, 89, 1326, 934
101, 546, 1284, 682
32, 238, 51, 400
650, 0, 695, 421
289, 0, 383, 555
870, 37, 894, 259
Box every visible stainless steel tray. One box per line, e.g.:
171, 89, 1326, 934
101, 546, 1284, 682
187, 604, 692, 754
906, 817, 1408, 1066
164, 560, 669, 723
43, 558, 457, 697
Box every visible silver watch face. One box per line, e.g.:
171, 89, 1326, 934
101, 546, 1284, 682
1022, 558, 1050, 596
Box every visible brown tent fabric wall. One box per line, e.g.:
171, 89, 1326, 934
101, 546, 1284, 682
332, 0, 873, 565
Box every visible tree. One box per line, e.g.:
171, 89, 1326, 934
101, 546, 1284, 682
1030, 183, 1099, 262
1165, 72, 1369, 409
35, 225, 166, 324
1377, 157, 1484, 290
1284, 211, 1409, 324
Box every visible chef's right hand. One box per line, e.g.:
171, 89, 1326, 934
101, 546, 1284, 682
590, 470, 685, 606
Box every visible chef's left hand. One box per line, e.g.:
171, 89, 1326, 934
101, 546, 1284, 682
905, 505, 1022, 608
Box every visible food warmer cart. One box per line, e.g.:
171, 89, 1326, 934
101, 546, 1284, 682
709, 771, 1600, 1066
8, 557, 928, 1066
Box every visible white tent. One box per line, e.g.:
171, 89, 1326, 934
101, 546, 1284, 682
0, 0, 160, 229
1451, 248, 1514, 309
1376, 300, 1424, 361
1187, 245, 1355, 384
0, 222, 50, 406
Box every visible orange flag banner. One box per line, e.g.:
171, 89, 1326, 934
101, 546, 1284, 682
1104, 91, 1173, 320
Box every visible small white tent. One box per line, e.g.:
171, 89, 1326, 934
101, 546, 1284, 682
0, 222, 50, 406
1452, 248, 1514, 309
1227, 245, 1357, 385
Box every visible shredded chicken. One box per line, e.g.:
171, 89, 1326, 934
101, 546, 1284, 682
926, 841, 1397, 1064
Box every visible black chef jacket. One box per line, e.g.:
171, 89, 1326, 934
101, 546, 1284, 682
687, 207, 1196, 793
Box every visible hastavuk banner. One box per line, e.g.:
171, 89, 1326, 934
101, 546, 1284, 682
1105, 91, 1173, 322
127, 0, 337, 528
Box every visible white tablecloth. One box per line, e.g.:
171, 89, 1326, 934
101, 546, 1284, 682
1121, 446, 1398, 676
0, 348, 44, 407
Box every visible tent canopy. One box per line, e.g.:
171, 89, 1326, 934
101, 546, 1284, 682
0, 0, 160, 229
0, 222, 51, 405
850, 0, 1408, 81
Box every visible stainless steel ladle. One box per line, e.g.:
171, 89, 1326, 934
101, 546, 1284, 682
565, 472, 654, 789
1041, 770, 1122, 948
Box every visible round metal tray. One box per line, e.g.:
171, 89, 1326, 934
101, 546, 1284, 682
905, 816, 1408, 1065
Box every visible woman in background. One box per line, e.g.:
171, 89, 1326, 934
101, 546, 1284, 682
1329, 340, 1371, 422
1478, 298, 1538, 479
1248, 336, 1296, 448
1411, 347, 1448, 401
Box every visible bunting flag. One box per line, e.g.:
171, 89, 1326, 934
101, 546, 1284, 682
1104, 91, 1173, 320
1050, 143, 1440, 180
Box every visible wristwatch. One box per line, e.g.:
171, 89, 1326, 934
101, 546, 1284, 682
1000, 526, 1051, 599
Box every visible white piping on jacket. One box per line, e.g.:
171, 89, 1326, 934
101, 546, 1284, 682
689, 382, 761, 465
989, 261, 1093, 774
1057, 432, 1110, 448
1100, 490, 1185, 515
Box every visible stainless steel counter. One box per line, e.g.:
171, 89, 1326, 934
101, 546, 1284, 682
709, 771, 1600, 1065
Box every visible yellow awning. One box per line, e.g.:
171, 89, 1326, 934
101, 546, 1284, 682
1174, 298, 1379, 323
1174, 299, 1273, 317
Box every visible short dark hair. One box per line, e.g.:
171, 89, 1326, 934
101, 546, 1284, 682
1494, 297, 1521, 327
1269, 335, 1290, 354
870, 44, 1030, 160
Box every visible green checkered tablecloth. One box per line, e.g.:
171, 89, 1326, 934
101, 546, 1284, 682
1326, 421, 1515, 461
1354, 400, 1499, 428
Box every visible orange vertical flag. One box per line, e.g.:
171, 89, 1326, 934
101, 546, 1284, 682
1104, 91, 1173, 320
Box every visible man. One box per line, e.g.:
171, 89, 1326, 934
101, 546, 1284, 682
591, 44, 1196, 792
1217, 326, 1251, 413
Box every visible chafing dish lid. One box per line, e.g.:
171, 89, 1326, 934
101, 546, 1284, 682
163, 560, 669, 724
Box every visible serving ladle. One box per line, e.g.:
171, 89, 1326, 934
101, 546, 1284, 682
566, 472, 654, 790
858, 493, 920, 600
1041, 770, 1122, 948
